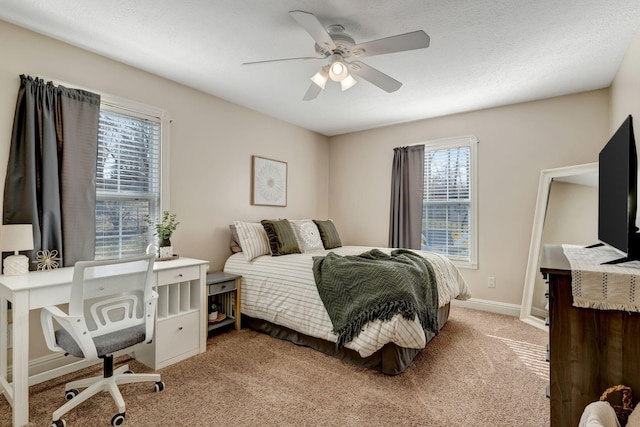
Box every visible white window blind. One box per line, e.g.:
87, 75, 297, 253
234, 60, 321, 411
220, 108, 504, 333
422, 135, 477, 268
95, 108, 161, 259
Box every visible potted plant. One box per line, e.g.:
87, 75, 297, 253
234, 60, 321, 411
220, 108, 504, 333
146, 211, 180, 258
209, 302, 219, 322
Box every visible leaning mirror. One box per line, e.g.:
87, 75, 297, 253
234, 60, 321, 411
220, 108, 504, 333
520, 162, 599, 330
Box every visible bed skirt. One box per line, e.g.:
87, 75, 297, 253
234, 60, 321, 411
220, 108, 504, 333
242, 303, 450, 375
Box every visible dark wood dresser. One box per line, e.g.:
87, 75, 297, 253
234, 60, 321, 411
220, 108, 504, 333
541, 244, 640, 426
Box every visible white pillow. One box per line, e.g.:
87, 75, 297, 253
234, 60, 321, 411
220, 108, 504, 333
628, 405, 640, 427
578, 401, 620, 427
233, 221, 270, 261
290, 219, 324, 252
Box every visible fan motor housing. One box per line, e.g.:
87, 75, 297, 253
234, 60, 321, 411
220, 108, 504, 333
315, 24, 356, 58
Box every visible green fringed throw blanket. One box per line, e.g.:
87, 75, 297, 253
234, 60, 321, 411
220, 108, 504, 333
312, 249, 439, 348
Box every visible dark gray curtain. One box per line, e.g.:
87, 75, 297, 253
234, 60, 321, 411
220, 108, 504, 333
389, 145, 424, 249
3, 75, 100, 267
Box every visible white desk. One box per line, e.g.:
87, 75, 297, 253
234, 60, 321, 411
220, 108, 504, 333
0, 257, 208, 427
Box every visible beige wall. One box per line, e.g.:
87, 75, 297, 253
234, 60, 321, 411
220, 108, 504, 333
0, 20, 330, 272
328, 90, 610, 306
610, 26, 640, 133
0, 20, 329, 359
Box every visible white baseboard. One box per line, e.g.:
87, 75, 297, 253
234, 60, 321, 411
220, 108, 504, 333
530, 306, 548, 318
451, 297, 521, 317
24, 353, 100, 386
13, 349, 131, 387
27, 353, 70, 375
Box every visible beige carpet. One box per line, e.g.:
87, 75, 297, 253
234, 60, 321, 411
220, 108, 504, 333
0, 307, 549, 426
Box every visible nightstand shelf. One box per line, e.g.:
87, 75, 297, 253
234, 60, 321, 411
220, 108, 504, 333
208, 317, 236, 331
206, 271, 241, 333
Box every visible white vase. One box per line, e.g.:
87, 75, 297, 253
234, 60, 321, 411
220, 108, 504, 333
209, 311, 218, 322
159, 246, 173, 258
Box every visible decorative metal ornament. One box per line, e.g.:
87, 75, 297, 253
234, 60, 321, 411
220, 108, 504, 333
35, 249, 61, 271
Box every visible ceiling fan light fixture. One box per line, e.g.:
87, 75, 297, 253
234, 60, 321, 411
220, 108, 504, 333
340, 74, 357, 91
310, 66, 329, 89
328, 55, 349, 82
252, 11, 431, 101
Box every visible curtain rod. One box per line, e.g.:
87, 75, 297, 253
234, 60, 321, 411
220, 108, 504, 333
28, 73, 171, 121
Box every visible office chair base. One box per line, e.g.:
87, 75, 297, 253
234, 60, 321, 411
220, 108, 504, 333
51, 412, 128, 427
51, 364, 162, 426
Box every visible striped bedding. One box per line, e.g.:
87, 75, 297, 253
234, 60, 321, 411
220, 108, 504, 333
223, 246, 471, 358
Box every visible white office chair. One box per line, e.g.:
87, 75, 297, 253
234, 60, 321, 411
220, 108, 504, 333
41, 255, 164, 427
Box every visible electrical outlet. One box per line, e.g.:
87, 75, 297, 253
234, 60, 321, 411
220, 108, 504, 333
488, 277, 496, 288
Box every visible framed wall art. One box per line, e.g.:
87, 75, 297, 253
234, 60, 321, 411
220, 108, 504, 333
251, 156, 287, 207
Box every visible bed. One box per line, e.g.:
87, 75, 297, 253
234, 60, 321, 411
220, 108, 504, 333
223, 220, 471, 374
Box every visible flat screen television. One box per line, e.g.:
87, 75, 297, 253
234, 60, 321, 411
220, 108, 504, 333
597, 115, 639, 264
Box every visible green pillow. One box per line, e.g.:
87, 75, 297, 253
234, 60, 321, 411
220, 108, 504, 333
261, 219, 301, 256
313, 219, 342, 249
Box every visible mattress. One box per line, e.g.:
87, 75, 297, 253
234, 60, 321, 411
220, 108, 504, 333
223, 246, 470, 358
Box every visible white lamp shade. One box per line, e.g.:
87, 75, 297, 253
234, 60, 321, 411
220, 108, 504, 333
0, 224, 34, 254
1, 224, 33, 276
310, 67, 329, 89
340, 74, 358, 91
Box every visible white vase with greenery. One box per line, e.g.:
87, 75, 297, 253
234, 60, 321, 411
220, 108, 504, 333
146, 211, 180, 258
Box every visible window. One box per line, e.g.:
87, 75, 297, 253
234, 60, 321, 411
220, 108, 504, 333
95, 101, 168, 260
422, 135, 478, 268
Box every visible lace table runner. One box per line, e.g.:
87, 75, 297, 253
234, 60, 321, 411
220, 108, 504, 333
562, 244, 640, 312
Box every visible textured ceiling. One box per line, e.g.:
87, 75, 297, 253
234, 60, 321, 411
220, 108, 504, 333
1, 0, 639, 136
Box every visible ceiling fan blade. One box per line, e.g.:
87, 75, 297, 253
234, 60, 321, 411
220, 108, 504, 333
350, 30, 430, 58
347, 61, 402, 93
303, 82, 322, 101
242, 56, 324, 65
289, 10, 336, 51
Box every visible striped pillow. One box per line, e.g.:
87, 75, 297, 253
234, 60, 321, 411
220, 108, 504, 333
228, 224, 243, 253
313, 219, 342, 249
233, 221, 271, 261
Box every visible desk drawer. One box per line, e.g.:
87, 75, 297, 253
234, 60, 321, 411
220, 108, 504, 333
155, 311, 200, 362
157, 266, 199, 286
209, 280, 237, 296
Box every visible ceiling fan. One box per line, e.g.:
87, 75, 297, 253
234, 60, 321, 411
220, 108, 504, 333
243, 10, 431, 101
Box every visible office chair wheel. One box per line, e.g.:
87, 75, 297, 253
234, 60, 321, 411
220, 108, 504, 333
111, 412, 126, 426
64, 389, 79, 400
51, 420, 66, 427
154, 381, 165, 392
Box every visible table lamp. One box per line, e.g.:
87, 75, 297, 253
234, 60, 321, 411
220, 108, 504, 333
0, 224, 34, 275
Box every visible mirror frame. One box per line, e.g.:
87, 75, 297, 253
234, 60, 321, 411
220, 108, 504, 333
520, 162, 599, 330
